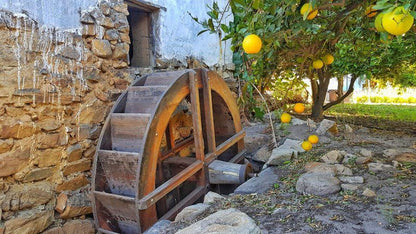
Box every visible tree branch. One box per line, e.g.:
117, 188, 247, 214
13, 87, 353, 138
323, 74, 358, 110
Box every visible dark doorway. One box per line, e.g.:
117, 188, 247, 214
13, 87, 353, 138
127, 5, 154, 67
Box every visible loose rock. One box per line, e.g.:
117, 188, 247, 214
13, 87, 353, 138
235, 167, 279, 194
368, 163, 393, 173
316, 119, 336, 135
321, 150, 344, 164
203, 191, 225, 204
296, 172, 340, 195
174, 203, 210, 222
363, 188, 376, 197
334, 164, 353, 176
266, 148, 295, 166
252, 145, 272, 163
176, 208, 261, 234
304, 162, 336, 176
338, 176, 364, 184
359, 149, 373, 158
341, 184, 359, 191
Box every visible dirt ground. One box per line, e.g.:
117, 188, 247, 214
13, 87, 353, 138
169, 120, 416, 234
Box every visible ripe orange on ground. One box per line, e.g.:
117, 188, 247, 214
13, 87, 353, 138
281, 112, 291, 123
313, 59, 324, 69
308, 135, 319, 144
293, 103, 305, 113
302, 141, 313, 151
242, 34, 262, 54
382, 6, 414, 36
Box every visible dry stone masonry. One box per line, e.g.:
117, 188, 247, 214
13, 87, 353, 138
0, 1, 136, 232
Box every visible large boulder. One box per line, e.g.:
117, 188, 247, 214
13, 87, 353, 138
296, 172, 340, 195
176, 208, 261, 234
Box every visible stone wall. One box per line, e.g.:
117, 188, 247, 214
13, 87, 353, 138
0, 1, 236, 233
0, 1, 132, 233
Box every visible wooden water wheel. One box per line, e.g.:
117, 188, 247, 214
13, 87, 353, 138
92, 69, 248, 233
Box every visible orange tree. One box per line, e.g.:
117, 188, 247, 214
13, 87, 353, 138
199, 0, 416, 119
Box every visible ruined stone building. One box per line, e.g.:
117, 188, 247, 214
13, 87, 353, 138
0, 0, 232, 232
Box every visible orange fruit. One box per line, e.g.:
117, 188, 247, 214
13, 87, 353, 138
313, 59, 324, 69
293, 103, 305, 113
281, 112, 291, 123
302, 141, 313, 151
242, 34, 262, 54
308, 135, 319, 144
322, 54, 334, 65
307, 10, 318, 20
381, 6, 414, 36
300, 3, 318, 20
365, 5, 378, 18
375, 13, 386, 32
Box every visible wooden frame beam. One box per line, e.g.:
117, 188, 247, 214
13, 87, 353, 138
137, 160, 203, 210
205, 130, 246, 164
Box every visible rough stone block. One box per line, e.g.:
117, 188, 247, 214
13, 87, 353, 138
0, 140, 30, 177
0, 139, 13, 154
62, 220, 95, 234
57, 189, 92, 219
1, 181, 53, 211
22, 167, 56, 182
37, 132, 67, 149
56, 174, 89, 192
112, 43, 129, 59
82, 24, 95, 36
4, 210, 54, 234
91, 39, 112, 58
63, 159, 92, 176
38, 148, 62, 167
66, 144, 82, 162
105, 29, 119, 41
0, 120, 37, 139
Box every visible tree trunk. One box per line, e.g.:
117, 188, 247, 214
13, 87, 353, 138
310, 70, 331, 120
337, 76, 344, 98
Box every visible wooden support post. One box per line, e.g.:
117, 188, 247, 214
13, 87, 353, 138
189, 71, 207, 188
202, 69, 216, 153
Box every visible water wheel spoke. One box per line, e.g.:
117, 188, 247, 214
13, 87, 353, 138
137, 160, 203, 210
206, 130, 246, 164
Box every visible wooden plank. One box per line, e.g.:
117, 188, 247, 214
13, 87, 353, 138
111, 113, 151, 152
137, 160, 203, 210
144, 71, 187, 86
189, 72, 205, 161
202, 69, 216, 153
160, 186, 206, 221
94, 191, 140, 233
96, 150, 140, 197
159, 136, 194, 162
162, 156, 196, 166
125, 86, 167, 113
206, 130, 246, 164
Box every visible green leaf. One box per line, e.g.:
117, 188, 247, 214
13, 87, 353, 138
221, 24, 229, 33
197, 29, 209, 36
252, 0, 261, 10
208, 18, 215, 31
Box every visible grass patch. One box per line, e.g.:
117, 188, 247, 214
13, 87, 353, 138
326, 104, 416, 123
